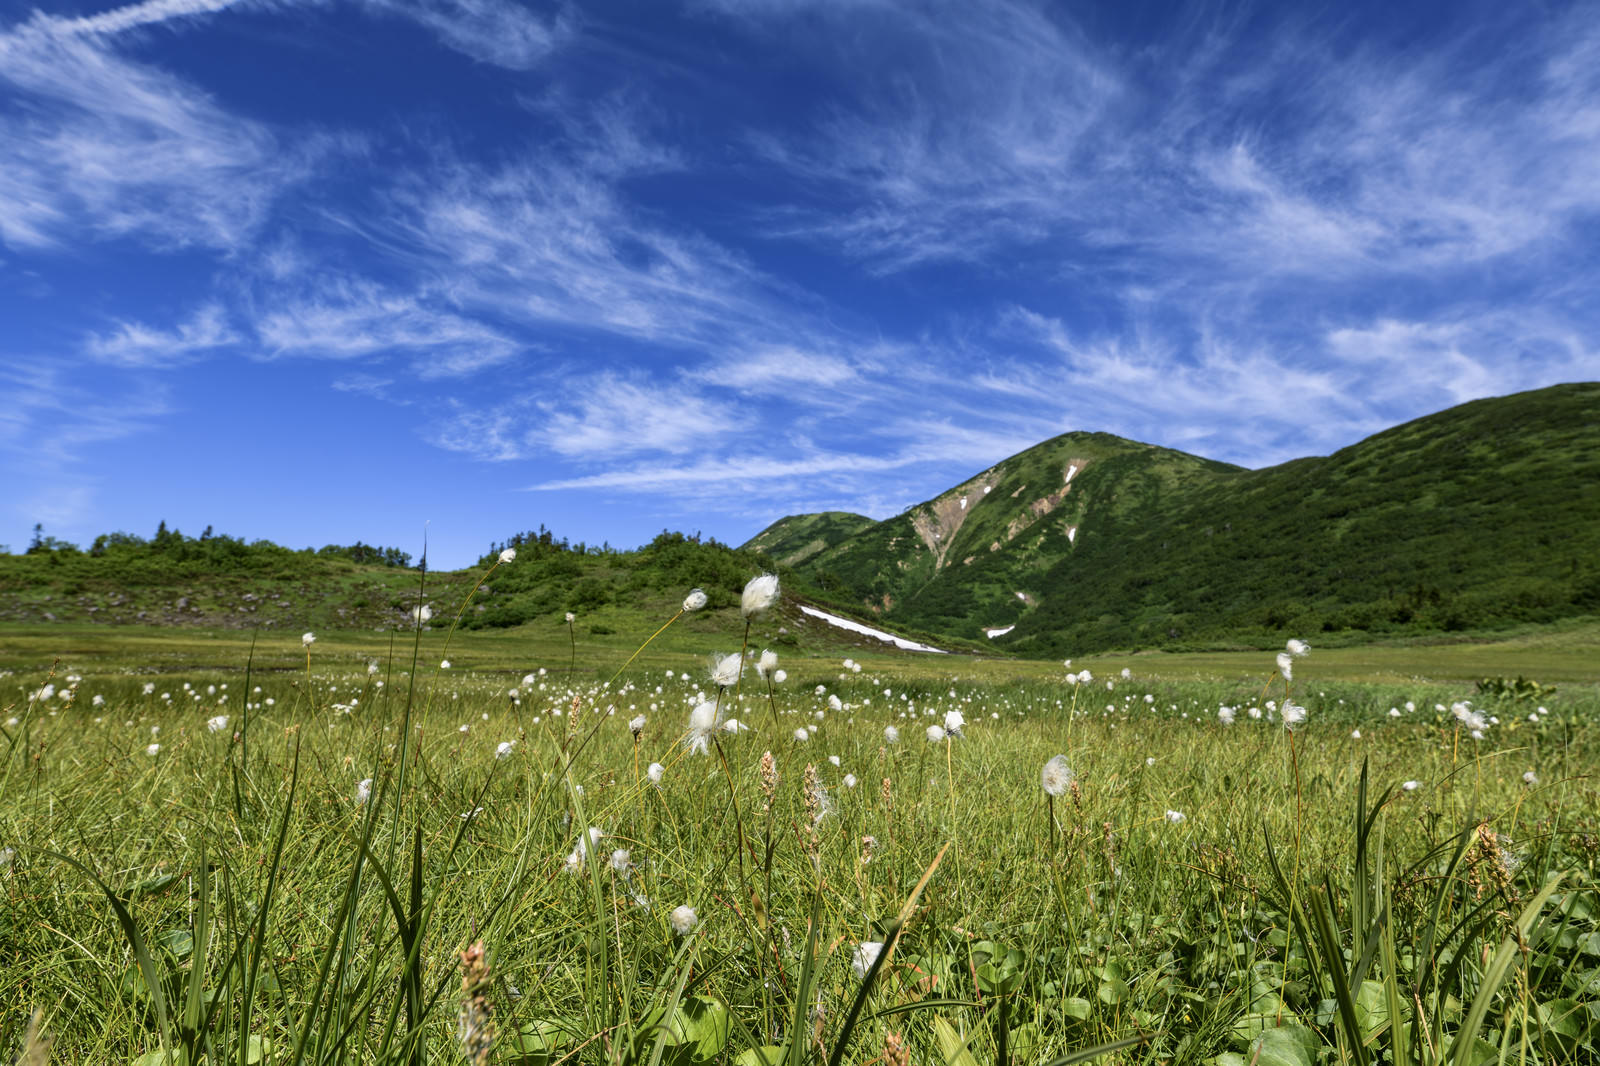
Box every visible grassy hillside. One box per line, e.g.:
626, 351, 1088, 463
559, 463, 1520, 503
753, 383, 1600, 655
743, 510, 878, 567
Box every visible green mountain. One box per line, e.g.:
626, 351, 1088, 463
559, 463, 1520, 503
747, 383, 1600, 655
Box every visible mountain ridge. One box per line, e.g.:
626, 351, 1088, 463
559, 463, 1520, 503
745, 383, 1600, 655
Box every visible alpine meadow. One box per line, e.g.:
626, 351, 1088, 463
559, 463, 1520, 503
3, 386, 1598, 1066
4, 0, 1600, 1064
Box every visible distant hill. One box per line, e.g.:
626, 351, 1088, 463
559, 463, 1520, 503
747, 383, 1600, 654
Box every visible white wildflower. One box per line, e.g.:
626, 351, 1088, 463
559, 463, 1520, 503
1282, 701, 1308, 730
793, 727, 810, 742
1522, 771, 1538, 785
670, 904, 698, 935
629, 714, 647, 737
682, 588, 707, 612
740, 573, 780, 619
925, 724, 946, 743
1041, 755, 1073, 797
1286, 639, 1310, 656
647, 762, 664, 787
943, 709, 965, 737
851, 941, 884, 980
711, 653, 742, 689
357, 778, 373, 804
496, 741, 515, 759
773, 669, 787, 684
302, 632, 315, 647
685, 701, 719, 756
883, 725, 900, 744
145, 742, 161, 756
757, 649, 779, 679
499, 548, 517, 564
1275, 652, 1293, 679
207, 714, 229, 733
1165, 809, 1186, 824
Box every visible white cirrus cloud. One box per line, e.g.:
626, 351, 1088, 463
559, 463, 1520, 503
85, 304, 238, 368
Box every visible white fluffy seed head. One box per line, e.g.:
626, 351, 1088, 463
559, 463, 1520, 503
670, 905, 697, 935
711, 652, 742, 689
757, 649, 779, 679
499, 548, 517, 564
926, 724, 946, 743
682, 588, 707, 612
1275, 652, 1293, 679
302, 632, 315, 647
1286, 638, 1310, 656
1041, 754, 1073, 796
851, 941, 884, 979
741, 573, 780, 619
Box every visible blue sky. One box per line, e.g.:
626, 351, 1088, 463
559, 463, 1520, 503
2, 0, 1597, 569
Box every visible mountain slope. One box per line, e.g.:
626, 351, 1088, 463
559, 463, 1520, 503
750, 383, 1600, 653
743, 511, 878, 568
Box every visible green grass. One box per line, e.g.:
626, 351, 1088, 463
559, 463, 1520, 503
2, 579, 1597, 1066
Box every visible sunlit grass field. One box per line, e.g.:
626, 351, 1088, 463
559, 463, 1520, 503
2, 581, 1597, 1066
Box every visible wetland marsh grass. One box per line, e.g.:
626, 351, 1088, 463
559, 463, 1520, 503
1, 568, 1596, 1065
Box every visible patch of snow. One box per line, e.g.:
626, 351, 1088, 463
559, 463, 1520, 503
985, 625, 1015, 638
983, 486, 992, 494
1015, 591, 1026, 601
1065, 464, 1079, 483
959, 496, 967, 510
1067, 526, 1077, 543
798, 605, 948, 654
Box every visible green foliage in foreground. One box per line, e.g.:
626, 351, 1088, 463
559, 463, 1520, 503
2, 617, 1597, 1066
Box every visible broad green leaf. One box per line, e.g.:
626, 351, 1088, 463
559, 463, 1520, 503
734, 1047, 786, 1066
932, 1016, 980, 1066
1061, 997, 1093, 1021
1247, 1024, 1315, 1066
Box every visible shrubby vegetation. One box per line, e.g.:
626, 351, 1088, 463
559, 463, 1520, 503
756, 384, 1600, 655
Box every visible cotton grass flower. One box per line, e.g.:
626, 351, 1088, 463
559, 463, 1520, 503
1523, 771, 1538, 785
1402, 780, 1420, 791
207, 714, 229, 733
495, 741, 515, 759
356, 778, 373, 804
851, 941, 884, 980
711, 653, 742, 689
682, 588, 707, 612
772, 669, 787, 683
756, 649, 779, 679
1275, 652, 1293, 680
670, 905, 698, 935
145, 742, 161, 756
685, 702, 719, 756
1286, 638, 1310, 657
1041, 755, 1074, 796
942, 709, 965, 737
629, 714, 646, 737
883, 725, 900, 744
925, 724, 946, 743
1165, 809, 1186, 824
1281, 701, 1308, 730
647, 762, 664, 787
793, 727, 810, 742
413, 604, 433, 624
740, 573, 780, 619
302, 632, 315, 647
498, 548, 516, 564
